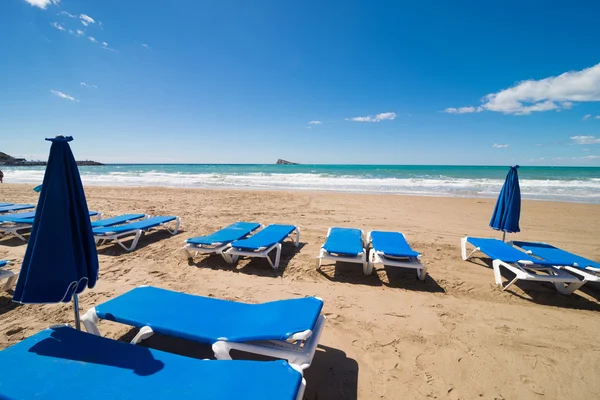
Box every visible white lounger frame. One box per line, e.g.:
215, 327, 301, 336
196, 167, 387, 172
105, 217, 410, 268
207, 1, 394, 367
367, 231, 427, 280
222, 227, 300, 270
510, 242, 600, 286
0, 223, 32, 241
81, 299, 325, 371
94, 217, 180, 252
316, 228, 369, 274
0, 261, 18, 291
183, 224, 264, 262
0, 212, 103, 242
461, 237, 584, 295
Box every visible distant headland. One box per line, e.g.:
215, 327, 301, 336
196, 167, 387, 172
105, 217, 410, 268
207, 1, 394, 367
0, 151, 103, 166
276, 159, 298, 165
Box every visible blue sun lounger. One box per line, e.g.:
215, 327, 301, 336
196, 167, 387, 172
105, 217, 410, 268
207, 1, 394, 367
316, 227, 368, 274
90, 213, 147, 228
0, 203, 12, 207
513, 241, 600, 285
368, 231, 426, 279
223, 224, 300, 270
0, 325, 306, 400
82, 286, 325, 370
0, 204, 35, 213
93, 216, 180, 251
183, 222, 262, 261
461, 236, 583, 294
0, 260, 17, 292
0, 210, 104, 241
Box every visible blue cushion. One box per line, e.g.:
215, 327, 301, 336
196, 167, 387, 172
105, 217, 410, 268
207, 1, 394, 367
0, 260, 7, 269
2, 210, 99, 225
513, 241, 600, 270
0, 203, 12, 207
0, 204, 35, 213
467, 237, 556, 265
93, 216, 176, 235
371, 231, 420, 258
322, 227, 364, 257
0, 326, 302, 399
187, 222, 261, 245
91, 214, 146, 228
96, 286, 323, 343
230, 224, 296, 250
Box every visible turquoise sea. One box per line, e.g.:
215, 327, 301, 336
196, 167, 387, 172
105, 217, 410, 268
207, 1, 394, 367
3, 164, 600, 203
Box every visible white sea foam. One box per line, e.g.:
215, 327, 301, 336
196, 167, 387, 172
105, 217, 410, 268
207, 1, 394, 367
3, 168, 600, 203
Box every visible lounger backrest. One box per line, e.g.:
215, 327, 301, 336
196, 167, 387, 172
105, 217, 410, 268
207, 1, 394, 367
90, 214, 146, 228
371, 231, 420, 258
186, 222, 261, 245
323, 227, 364, 256
93, 216, 176, 235
230, 224, 295, 250
513, 241, 600, 270
468, 237, 555, 265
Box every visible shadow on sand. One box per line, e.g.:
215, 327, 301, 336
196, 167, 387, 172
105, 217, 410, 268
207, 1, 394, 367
96, 230, 182, 256
467, 257, 600, 311
118, 329, 359, 400
317, 261, 445, 293
186, 243, 306, 278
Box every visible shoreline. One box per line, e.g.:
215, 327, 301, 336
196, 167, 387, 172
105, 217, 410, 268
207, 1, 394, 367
2, 182, 598, 205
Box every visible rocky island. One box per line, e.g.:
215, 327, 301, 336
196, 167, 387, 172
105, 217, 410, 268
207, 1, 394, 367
276, 159, 298, 165
0, 151, 103, 166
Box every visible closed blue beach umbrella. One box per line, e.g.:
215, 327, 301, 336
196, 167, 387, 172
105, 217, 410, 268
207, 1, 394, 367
489, 165, 521, 241
13, 136, 98, 329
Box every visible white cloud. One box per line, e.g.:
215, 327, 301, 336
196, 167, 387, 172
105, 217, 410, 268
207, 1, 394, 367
346, 112, 397, 122
80, 14, 96, 26
308, 120, 322, 125
102, 41, 108, 47
305, 126, 312, 129
448, 62, 600, 115
80, 82, 97, 89
595, 116, 600, 119
583, 148, 591, 152
24, 0, 59, 9
58, 11, 75, 18
141, 44, 150, 49
492, 144, 509, 148
50, 90, 78, 102
443, 106, 482, 114
583, 114, 592, 121
570, 135, 600, 145
88, 36, 97, 43
75, 29, 84, 36
50, 22, 65, 31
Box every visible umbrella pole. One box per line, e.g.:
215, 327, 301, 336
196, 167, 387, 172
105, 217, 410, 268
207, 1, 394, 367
73, 294, 81, 330
502, 231, 506, 242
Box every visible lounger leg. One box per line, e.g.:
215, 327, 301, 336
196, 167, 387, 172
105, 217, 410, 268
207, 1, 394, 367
492, 259, 506, 286
293, 227, 300, 247
362, 252, 371, 275
417, 265, 428, 281
122, 230, 143, 251
553, 281, 584, 295
460, 237, 468, 260
273, 243, 282, 269
164, 217, 180, 235
295, 377, 306, 400
316, 249, 325, 270
212, 341, 233, 360
81, 308, 101, 336
131, 326, 155, 344
2, 274, 18, 291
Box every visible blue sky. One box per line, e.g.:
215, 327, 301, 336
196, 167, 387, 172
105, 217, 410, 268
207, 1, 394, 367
1, 0, 600, 165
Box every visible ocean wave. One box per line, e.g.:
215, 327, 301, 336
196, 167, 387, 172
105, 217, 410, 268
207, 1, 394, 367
3, 169, 599, 203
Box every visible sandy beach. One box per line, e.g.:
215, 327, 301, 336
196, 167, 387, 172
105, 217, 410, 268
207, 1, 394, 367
1, 183, 599, 399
